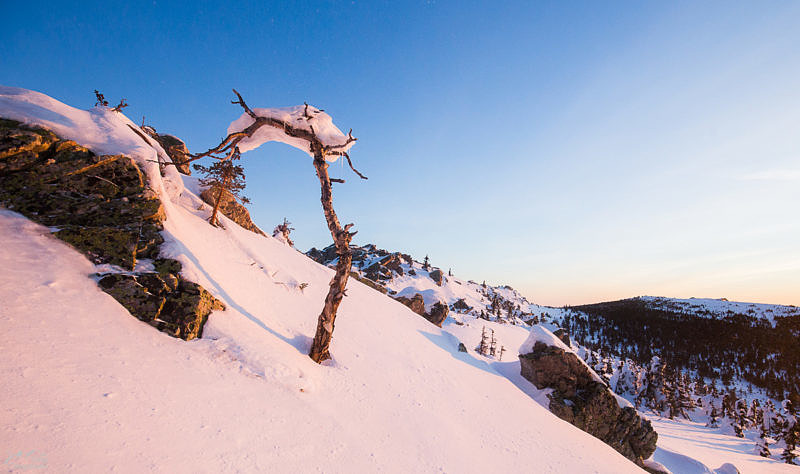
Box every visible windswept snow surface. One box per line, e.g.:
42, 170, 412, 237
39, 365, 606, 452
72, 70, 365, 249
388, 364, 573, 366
0, 87, 642, 472
227, 104, 355, 158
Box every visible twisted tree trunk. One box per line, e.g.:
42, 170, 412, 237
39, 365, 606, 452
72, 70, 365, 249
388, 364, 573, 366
189, 90, 365, 364
308, 153, 354, 363
209, 175, 229, 227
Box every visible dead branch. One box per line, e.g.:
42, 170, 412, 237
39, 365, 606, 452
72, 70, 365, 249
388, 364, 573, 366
112, 99, 128, 112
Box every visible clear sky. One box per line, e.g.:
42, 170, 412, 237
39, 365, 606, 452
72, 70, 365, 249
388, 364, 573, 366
2, 1, 799, 306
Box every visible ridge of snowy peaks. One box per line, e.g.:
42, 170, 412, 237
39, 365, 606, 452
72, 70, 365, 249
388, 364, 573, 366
0, 86, 645, 473
306, 243, 559, 324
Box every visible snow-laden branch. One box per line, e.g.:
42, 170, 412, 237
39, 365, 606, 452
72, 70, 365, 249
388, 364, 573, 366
190, 90, 365, 180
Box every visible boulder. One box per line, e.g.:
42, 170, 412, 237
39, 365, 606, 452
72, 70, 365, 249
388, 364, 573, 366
552, 328, 571, 348
519, 340, 657, 466
141, 127, 192, 175
394, 293, 449, 327
452, 298, 472, 312
200, 187, 266, 236
395, 293, 426, 316
426, 301, 449, 327
98, 272, 225, 340
429, 269, 444, 286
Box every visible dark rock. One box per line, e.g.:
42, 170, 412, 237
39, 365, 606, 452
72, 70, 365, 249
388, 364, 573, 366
519, 341, 657, 465
426, 301, 449, 327
552, 328, 571, 348
408, 269, 416, 276
307, 244, 338, 265
200, 187, 265, 236
350, 271, 388, 294
1, 119, 225, 341
98, 272, 224, 340
55, 226, 140, 269
98, 273, 166, 322
458, 342, 468, 352
394, 293, 449, 327
150, 133, 192, 175
154, 258, 182, 275
395, 293, 426, 316
452, 298, 472, 312
379, 254, 404, 276
429, 269, 444, 286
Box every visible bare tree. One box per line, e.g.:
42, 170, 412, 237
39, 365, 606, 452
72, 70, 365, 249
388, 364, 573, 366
189, 90, 366, 363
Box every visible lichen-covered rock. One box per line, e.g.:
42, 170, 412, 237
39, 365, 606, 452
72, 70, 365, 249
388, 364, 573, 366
98, 272, 225, 340
1, 119, 225, 341
0, 120, 166, 269
199, 187, 265, 236
56, 226, 140, 268
154, 258, 182, 275
98, 273, 167, 322
519, 341, 658, 465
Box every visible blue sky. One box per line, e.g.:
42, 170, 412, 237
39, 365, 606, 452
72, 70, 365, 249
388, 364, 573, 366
3, 1, 799, 306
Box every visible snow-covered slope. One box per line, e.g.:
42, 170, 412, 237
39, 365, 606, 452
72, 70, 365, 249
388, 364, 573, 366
308, 243, 560, 323
0, 86, 643, 473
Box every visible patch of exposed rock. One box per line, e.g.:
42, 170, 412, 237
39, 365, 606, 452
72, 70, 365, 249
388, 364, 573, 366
519, 340, 657, 467
199, 187, 265, 236
429, 268, 444, 286
98, 259, 224, 340
141, 126, 192, 175
394, 293, 450, 327
0, 119, 224, 340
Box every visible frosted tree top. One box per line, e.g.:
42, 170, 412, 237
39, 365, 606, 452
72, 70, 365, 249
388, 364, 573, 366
227, 104, 356, 161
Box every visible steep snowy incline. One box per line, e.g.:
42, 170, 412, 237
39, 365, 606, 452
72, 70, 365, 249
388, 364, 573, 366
0, 87, 643, 473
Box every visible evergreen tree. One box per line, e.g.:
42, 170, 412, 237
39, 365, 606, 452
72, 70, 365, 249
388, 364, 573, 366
707, 402, 720, 428
755, 425, 771, 458
193, 147, 248, 227
782, 423, 798, 465
272, 218, 295, 246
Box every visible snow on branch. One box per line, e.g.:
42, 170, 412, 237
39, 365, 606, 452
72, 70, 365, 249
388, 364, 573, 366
190, 90, 366, 180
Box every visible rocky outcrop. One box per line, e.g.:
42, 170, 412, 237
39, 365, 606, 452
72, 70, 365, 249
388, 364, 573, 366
427, 301, 449, 327
97, 259, 224, 340
307, 244, 339, 264
350, 271, 388, 294
394, 293, 449, 327
519, 341, 657, 466
552, 328, 571, 348
0, 119, 164, 269
0, 119, 224, 340
141, 126, 192, 175
452, 298, 472, 312
395, 293, 426, 315
199, 187, 265, 236
429, 269, 444, 286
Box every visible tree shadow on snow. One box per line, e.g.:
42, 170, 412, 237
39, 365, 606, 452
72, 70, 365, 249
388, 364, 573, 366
166, 232, 311, 356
